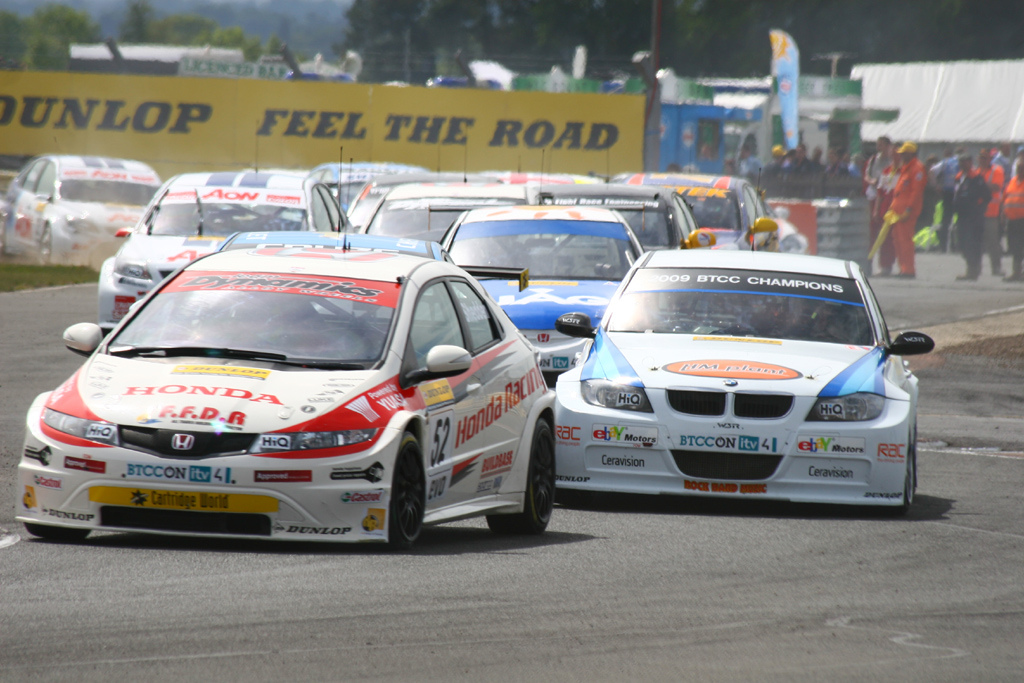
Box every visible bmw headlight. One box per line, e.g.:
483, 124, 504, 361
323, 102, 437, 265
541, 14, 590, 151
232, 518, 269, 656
806, 393, 885, 421
249, 429, 378, 453
43, 408, 119, 445
114, 256, 151, 281
581, 379, 653, 412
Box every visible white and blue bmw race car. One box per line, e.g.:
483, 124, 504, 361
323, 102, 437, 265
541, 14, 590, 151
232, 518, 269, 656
441, 205, 645, 387
21, 247, 555, 546
552, 249, 933, 514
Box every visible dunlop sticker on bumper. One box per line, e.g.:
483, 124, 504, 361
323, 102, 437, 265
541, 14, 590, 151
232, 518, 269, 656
89, 486, 278, 513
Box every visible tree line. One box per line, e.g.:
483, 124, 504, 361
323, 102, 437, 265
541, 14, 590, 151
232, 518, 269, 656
3, 0, 1022, 82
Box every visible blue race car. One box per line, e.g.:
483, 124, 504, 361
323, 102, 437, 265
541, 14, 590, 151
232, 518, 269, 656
440, 205, 645, 386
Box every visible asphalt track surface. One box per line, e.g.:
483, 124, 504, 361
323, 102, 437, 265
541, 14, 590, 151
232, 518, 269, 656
0, 252, 1022, 682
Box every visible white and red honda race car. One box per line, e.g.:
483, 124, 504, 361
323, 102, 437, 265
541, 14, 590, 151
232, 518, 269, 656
21, 247, 555, 546
552, 249, 934, 514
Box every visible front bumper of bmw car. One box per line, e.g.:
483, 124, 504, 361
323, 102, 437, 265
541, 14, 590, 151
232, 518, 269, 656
553, 378, 914, 507
17, 398, 402, 543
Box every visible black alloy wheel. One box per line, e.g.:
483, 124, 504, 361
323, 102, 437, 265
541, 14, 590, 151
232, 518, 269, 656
388, 433, 425, 548
487, 419, 555, 535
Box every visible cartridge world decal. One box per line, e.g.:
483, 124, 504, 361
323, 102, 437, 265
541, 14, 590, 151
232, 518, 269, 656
89, 486, 278, 512
0, 73, 641, 177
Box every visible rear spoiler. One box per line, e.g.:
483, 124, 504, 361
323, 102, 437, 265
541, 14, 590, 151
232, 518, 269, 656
462, 266, 530, 292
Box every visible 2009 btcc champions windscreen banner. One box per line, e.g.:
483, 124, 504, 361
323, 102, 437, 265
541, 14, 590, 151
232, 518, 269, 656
0, 72, 643, 178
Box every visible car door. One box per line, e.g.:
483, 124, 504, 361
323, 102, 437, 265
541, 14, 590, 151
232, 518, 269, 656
404, 279, 475, 511
404, 278, 527, 510
446, 278, 529, 498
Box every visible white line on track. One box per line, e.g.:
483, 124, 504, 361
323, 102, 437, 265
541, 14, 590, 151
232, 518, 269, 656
825, 616, 970, 661
924, 522, 1024, 541
0, 532, 21, 549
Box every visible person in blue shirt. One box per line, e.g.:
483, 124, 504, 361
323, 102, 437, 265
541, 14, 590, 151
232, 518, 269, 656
930, 147, 960, 252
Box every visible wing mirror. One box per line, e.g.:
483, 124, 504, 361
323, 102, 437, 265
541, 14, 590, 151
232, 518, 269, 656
889, 331, 935, 356
406, 345, 473, 384
752, 217, 778, 234
63, 322, 104, 357
555, 312, 596, 338
115, 227, 133, 238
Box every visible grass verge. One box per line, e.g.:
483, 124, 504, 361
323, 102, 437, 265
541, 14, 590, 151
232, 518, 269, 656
0, 264, 98, 292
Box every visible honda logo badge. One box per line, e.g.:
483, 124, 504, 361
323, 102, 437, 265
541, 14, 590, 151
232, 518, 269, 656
537, 333, 550, 343
171, 433, 195, 450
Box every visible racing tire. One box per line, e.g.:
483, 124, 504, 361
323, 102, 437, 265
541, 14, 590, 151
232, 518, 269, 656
24, 522, 90, 542
486, 419, 555, 535
37, 225, 53, 264
883, 426, 917, 518
388, 433, 425, 549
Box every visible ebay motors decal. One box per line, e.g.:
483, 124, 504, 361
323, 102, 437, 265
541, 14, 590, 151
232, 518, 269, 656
165, 270, 400, 307
664, 359, 801, 380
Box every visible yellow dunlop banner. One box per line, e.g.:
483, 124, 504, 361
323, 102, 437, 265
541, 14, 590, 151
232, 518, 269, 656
0, 71, 643, 178
89, 486, 279, 513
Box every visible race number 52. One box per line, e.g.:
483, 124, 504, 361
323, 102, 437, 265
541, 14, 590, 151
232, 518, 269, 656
428, 409, 455, 468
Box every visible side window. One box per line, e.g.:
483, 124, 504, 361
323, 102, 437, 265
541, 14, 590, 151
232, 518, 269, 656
673, 196, 698, 237
21, 160, 45, 194
309, 185, 333, 231
407, 282, 465, 368
741, 186, 759, 229
450, 280, 501, 352
36, 162, 57, 199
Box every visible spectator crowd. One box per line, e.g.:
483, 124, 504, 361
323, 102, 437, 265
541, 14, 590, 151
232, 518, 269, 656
732, 136, 1024, 283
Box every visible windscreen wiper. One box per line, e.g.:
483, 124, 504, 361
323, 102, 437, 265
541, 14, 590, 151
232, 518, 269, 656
108, 346, 288, 362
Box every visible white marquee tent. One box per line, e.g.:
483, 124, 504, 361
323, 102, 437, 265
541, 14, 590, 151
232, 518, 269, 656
852, 60, 1024, 144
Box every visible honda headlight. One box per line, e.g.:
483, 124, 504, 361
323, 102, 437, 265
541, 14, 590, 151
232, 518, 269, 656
581, 379, 653, 412
250, 429, 378, 453
807, 393, 884, 422
114, 256, 151, 281
43, 408, 119, 445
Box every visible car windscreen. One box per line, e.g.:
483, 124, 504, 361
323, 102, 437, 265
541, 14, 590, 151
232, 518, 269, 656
606, 267, 873, 345
60, 180, 159, 206
448, 219, 637, 280
149, 202, 308, 236
110, 270, 399, 366
676, 188, 742, 231
367, 197, 525, 240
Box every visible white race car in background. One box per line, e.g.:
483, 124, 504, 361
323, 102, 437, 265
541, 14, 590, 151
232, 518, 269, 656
97, 170, 345, 332
553, 249, 934, 514
20, 246, 555, 546
1, 155, 161, 266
